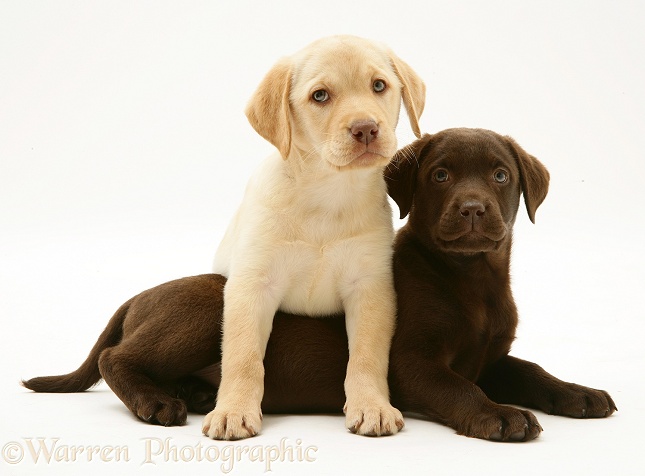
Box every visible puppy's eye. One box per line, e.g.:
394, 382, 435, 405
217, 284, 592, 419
493, 169, 509, 183
373, 80, 386, 93
312, 90, 329, 103
434, 169, 449, 183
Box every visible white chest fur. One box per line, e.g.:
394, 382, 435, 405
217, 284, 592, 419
213, 153, 394, 316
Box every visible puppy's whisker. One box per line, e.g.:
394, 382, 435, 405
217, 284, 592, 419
399, 144, 419, 168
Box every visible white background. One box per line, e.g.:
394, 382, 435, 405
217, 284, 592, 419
1, 1, 644, 474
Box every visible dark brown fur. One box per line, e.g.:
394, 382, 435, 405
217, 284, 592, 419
23, 128, 616, 441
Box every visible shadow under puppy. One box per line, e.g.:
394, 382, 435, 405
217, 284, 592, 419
23, 128, 616, 442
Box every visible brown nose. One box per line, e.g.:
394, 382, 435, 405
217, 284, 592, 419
350, 120, 379, 145
460, 201, 486, 221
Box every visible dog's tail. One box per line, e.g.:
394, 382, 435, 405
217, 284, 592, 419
21, 298, 132, 393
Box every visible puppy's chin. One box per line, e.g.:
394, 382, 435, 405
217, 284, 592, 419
438, 232, 505, 254
325, 141, 395, 170
347, 151, 391, 169
325, 152, 390, 170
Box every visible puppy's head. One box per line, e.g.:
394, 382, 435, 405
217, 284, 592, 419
245, 35, 425, 170
386, 128, 550, 254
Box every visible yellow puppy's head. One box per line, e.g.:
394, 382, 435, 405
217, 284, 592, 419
245, 35, 425, 170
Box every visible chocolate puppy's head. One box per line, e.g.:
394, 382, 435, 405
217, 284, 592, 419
386, 128, 550, 254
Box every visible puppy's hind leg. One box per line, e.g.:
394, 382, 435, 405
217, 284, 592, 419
99, 346, 189, 426
99, 274, 226, 426
173, 373, 220, 415
99, 324, 220, 426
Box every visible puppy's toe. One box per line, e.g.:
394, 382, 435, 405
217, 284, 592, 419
155, 399, 189, 426
173, 375, 218, 414
545, 384, 617, 418
345, 401, 404, 437
465, 405, 541, 442
134, 396, 187, 426
202, 408, 262, 440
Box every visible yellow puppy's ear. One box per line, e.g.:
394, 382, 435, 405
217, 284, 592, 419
245, 58, 292, 159
389, 53, 426, 138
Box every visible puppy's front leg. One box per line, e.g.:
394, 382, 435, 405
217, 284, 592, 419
202, 275, 281, 440
342, 277, 404, 436
390, 355, 542, 441
477, 355, 617, 418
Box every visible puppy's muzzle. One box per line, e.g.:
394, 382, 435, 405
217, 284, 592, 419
439, 198, 508, 248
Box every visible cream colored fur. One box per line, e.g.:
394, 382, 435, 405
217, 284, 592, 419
202, 35, 425, 440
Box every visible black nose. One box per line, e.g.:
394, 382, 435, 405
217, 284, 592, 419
350, 120, 379, 145
460, 200, 485, 221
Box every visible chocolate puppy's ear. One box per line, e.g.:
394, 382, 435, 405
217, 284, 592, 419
504, 136, 550, 223
385, 134, 432, 219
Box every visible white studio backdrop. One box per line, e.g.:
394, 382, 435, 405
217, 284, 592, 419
1, 1, 644, 475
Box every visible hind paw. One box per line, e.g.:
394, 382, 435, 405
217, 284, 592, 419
133, 396, 188, 426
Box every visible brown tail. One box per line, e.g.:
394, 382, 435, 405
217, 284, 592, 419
21, 298, 132, 393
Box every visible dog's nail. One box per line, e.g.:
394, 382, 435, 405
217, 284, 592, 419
348, 421, 361, 433
489, 432, 502, 441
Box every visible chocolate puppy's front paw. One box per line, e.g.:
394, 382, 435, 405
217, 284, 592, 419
543, 383, 617, 418
459, 405, 542, 442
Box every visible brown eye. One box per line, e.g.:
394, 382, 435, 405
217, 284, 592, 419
434, 169, 449, 183
312, 90, 329, 103
493, 169, 508, 183
373, 80, 386, 93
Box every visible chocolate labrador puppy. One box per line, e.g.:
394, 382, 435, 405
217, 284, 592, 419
23, 128, 616, 442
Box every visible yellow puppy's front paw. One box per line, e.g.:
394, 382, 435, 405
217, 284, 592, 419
202, 407, 262, 440
344, 401, 404, 436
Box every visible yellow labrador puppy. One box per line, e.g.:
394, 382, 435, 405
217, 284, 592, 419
203, 35, 425, 440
